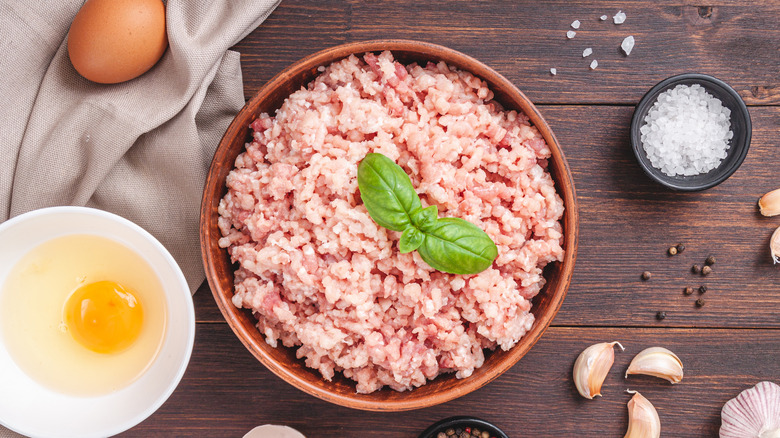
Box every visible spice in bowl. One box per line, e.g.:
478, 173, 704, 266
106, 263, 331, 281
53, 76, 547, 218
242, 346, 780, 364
419, 417, 508, 438
639, 84, 733, 177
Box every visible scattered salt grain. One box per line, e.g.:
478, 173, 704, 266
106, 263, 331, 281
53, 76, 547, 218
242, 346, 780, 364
621, 35, 635, 55
590, 60, 598, 69
614, 10, 626, 24
550, 68, 557, 75
640, 84, 733, 177
571, 20, 581, 29
582, 48, 593, 57
600, 15, 608, 21
567, 30, 576, 39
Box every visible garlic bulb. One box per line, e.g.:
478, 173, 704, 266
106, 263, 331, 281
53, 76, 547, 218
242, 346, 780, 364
625, 347, 684, 384
771, 226, 780, 264
573, 341, 624, 399
720, 381, 780, 438
624, 391, 661, 438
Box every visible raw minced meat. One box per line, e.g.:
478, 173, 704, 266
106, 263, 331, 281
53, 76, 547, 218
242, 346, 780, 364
217, 51, 565, 393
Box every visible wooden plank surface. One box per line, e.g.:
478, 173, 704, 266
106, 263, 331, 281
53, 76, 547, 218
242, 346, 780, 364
234, 0, 780, 105
127, 0, 780, 436
121, 319, 780, 437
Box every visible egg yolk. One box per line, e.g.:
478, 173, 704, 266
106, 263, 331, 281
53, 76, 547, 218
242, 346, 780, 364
63, 281, 143, 354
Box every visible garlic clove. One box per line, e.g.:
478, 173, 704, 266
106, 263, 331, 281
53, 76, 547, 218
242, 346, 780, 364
624, 391, 661, 438
759, 188, 780, 217
720, 381, 780, 438
573, 341, 624, 399
771, 226, 780, 265
625, 347, 684, 384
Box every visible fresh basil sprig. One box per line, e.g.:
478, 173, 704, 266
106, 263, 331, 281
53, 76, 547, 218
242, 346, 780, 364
357, 153, 497, 275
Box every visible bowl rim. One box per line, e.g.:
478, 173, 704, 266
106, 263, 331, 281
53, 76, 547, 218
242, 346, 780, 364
200, 39, 578, 411
629, 72, 752, 191
0, 206, 195, 438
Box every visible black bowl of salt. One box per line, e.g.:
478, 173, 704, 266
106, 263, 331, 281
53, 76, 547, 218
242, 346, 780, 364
630, 73, 752, 191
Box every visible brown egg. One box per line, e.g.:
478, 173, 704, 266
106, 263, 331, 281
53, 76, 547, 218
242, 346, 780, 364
67, 0, 167, 84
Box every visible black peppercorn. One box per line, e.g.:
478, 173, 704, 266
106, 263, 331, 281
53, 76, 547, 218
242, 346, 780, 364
701, 265, 712, 276
705, 255, 716, 266
696, 298, 706, 307
668, 246, 678, 256
676, 243, 685, 253
691, 264, 701, 274
656, 311, 667, 320
699, 285, 707, 294
683, 286, 694, 295
641, 271, 652, 281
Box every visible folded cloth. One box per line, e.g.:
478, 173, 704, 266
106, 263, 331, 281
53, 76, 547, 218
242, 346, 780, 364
0, 0, 280, 302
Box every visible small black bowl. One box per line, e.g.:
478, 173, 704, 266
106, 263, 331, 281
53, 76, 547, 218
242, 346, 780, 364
629, 73, 752, 191
418, 416, 509, 438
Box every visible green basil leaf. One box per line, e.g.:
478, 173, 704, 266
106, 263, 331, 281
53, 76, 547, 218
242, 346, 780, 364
357, 153, 422, 232
398, 227, 424, 253
410, 205, 438, 231
416, 218, 498, 275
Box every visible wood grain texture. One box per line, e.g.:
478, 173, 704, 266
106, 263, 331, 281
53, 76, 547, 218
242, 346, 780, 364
119, 321, 780, 437
548, 105, 780, 328
232, 0, 780, 105
158, 0, 780, 435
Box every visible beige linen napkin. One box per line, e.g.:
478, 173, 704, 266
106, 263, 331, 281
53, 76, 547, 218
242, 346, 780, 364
0, 1, 278, 435
0, 0, 279, 296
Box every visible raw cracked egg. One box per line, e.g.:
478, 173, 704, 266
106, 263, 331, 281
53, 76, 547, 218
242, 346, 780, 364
67, 0, 167, 84
0, 234, 166, 396
63, 280, 144, 354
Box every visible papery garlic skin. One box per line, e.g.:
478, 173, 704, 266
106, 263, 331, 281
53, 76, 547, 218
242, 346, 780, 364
771, 227, 780, 265
759, 428, 780, 438
759, 188, 780, 217
720, 381, 780, 438
625, 347, 684, 384
625, 391, 661, 438
573, 341, 624, 399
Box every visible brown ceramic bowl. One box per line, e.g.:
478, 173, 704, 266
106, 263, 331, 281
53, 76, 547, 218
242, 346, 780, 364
200, 40, 578, 411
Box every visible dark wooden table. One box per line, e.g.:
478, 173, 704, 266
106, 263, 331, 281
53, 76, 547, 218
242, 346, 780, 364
124, 1, 780, 436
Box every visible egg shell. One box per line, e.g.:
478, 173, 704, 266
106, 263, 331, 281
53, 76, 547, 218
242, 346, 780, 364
67, 0, 167, 84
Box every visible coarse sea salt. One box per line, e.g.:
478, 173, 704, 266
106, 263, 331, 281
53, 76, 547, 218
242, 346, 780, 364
550, 68, 557, 75
614, 10, 626, 24
567, 30, 576, 39
621, 35, 635, 55
571, 20, 581, 29
583, 47, 593, 57
640, 84, 733, 177
589, 60, 598, 69
600, 15, 608, 21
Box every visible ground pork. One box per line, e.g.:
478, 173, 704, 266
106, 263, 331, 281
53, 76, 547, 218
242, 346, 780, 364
218, 51, 564, 393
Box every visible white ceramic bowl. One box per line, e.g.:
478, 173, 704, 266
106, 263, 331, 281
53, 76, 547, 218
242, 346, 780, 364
0, 207, 195, 438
